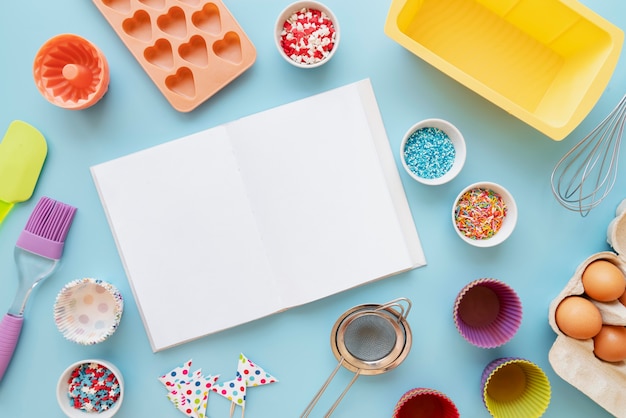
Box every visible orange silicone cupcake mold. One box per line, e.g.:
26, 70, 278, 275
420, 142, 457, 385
93, 0, 256, 112
33, 34, 110, 110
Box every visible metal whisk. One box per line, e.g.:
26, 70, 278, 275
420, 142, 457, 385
551, 93, 626, 216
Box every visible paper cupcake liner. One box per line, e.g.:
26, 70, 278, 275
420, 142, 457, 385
54, 278, 123, 345
453, 278, 522, 348
392, 387, 459, 418
481, 357, 551, 418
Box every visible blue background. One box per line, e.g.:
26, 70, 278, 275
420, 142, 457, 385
1, 0, 626, 417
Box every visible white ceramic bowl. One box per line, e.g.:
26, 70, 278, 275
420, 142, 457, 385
275, 1, 340, 68
400, 118, 466, 185
57, 359, 124, 417
452, 182, 517, 247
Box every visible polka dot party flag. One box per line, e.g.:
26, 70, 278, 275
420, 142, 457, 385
212, 353, 278, 418
159, 359, 219, 418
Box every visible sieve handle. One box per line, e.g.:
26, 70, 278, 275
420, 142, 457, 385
377, 297, 412, 321
323, 369, 361, 417
301, 358, 345, 418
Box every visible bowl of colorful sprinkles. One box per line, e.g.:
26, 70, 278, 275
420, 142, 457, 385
452, 182, 517, 247
275, 1, 339, 68
57, 359, 124, 417
400, 119, 466, 185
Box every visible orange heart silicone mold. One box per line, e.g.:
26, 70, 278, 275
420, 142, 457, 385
166, 67, 195, 98
144, 39, 174, 70
138, 0, 165, 9
93, 0, 256, 112
157, 6, 187, 38
213, 31, 242, 64
179, 35, 208, 67
123, 10, 152, 42
192, 3, 221, 35
102, 0, 131, 13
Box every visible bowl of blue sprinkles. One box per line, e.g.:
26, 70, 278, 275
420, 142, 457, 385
400, 118, 466, 185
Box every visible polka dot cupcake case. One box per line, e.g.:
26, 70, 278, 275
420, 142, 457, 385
92, 0, 256, 112
54, 278, 124, 345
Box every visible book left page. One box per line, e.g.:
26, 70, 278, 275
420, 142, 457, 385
90, 126, 280, 352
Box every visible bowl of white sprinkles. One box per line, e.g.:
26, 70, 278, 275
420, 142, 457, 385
275, 1, 340, 68
400, 118, 466, 185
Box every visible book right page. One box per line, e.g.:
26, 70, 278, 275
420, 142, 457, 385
226, 79, 425, 307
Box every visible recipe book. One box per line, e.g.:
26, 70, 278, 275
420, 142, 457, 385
91, 79, 426, 352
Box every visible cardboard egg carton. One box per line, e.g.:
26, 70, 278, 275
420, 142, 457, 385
93, 0, 256, 112
548, 199, 626, 417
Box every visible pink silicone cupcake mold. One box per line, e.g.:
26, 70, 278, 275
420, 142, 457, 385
453, 278, 522, 348
92, 0, 256, 112
33, 34, 110, 110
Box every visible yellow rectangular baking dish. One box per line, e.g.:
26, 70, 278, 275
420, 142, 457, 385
385, 0, 624, 140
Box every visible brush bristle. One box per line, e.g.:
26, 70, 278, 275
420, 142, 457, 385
24, 196, 77, 242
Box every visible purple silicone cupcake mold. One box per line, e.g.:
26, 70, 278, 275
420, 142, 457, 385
453, 278, 522, 348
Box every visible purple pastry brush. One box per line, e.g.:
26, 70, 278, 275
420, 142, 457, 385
0, 196, 76, 382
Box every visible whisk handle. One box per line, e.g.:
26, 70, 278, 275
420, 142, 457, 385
0, 313, 24, 383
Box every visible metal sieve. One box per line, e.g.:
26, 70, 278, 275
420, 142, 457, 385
301, 297, 412, 417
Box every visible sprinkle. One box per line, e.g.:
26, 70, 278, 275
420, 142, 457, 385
280, 8, 336, 65
454, 188, 507, 240
67, 362, 121, 413
403, 127, 455, 179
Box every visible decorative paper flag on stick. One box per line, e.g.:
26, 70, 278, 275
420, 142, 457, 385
213, 353, 278, 417
159, 359, 194, 388
214, 376, 247, 409
173, 375, 219, 418
159, 360, 219, 418
236, 353, 278, 387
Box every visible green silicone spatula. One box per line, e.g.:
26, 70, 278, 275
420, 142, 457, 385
0, 121, 47, 224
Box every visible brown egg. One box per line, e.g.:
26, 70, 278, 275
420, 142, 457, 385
593, 325, 626, 362
555, 296, 603, 339
619, 289, 626, 307
582, 260, 625, 302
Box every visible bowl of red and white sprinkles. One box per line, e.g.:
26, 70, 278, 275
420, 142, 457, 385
57, 359, 124, 417
275, 1, 339, 68
452, 182, 518, 247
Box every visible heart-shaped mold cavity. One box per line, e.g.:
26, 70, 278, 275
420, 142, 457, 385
178, 0, 201, 6
101, 0, 131, 14
213, 31, 242, 64
144, 38, 174, 70
123, 10, 152, 42
192, 3, 221, 35
166, 67, 196, 98
179, 35, 209, 67
138, 0, 166, 10
157, 6, 187, 39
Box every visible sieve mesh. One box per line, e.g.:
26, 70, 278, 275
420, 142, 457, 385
342, 313, 398, 362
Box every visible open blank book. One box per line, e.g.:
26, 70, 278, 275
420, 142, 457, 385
91, 78, 426, 352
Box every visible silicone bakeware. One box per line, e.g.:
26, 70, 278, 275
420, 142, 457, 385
33, 34, 109, 110
93, 0, 256, 112
384, 0, 624, 141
